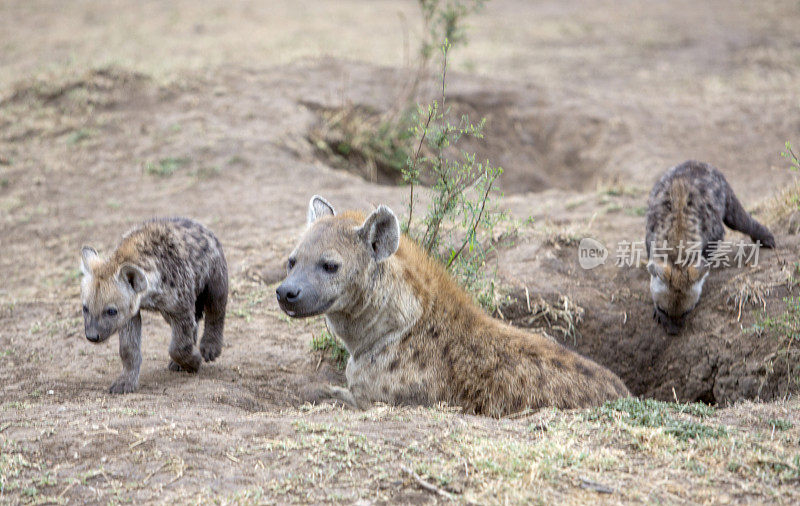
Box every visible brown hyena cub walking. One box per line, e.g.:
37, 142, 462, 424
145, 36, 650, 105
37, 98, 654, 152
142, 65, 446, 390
276, 196, 629, 417
646, 160, 775, 334
80, 218, 228, 393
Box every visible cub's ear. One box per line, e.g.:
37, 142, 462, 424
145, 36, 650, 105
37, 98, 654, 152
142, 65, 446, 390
118, 264, 148, 294
357, 205, 399, 261
307, 195, 335, 226
80, 246, 99, 276
647, 260, 668, 282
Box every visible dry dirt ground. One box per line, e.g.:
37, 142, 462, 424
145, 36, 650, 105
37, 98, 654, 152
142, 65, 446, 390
2, 0, 800, 504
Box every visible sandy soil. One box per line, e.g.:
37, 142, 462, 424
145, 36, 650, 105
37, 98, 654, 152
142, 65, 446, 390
1, 0, 799, 503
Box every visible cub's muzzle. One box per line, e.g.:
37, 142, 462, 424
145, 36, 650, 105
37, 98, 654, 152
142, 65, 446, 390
653, 307, 683, 335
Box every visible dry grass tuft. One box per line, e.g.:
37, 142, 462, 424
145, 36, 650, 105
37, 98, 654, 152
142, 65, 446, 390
512, 292, 585, 344
306, 105, 413, 185
723, 262, 798, 321
724, 277, 771, 321
539, 214, 598, 249
754, 179, 800, 234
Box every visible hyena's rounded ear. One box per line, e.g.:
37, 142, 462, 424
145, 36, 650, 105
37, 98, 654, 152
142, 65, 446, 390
80, 246, 99, 276
357, 205, 399, 261
118, 264, 148, 294
307, 195, 335, 226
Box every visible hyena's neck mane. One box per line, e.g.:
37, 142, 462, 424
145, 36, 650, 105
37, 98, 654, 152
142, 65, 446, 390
393, 234, 483, 322
663, 177, 705, 261
325, 235, 423, 359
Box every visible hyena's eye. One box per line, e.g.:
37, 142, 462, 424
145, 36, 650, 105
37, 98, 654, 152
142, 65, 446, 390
82, 305, 89, 314
287, 258, 296, 270
105, 307, 118, 317
321, 261, 339, 274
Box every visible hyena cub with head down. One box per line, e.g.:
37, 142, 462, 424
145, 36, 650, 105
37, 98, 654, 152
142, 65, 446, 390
80, 218, 228, 393
646, 160, 775, 334
276, 196, 629, 417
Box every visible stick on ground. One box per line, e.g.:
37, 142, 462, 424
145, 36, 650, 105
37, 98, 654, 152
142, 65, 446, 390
400, 464, 454, 501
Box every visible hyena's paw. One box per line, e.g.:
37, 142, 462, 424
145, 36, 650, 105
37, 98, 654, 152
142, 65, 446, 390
299, 384, 333, 405
109, 377, 138, 394
299, 384, 362, 410
199, 341, 222, 362
169, 353, 202, 373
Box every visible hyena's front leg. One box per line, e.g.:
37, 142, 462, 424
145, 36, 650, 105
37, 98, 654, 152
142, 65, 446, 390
109, 313, 142, 394
302, 384, 371, 410
167, 314, 202, 373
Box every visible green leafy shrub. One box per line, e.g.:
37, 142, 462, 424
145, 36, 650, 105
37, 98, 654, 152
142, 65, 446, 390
402, 40, 507, 311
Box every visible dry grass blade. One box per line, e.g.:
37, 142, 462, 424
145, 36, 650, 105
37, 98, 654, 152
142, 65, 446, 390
143, 462, 167, 484
579, 476, 614, 494
128, 437, 148, 449
502, 407, 536, 420
57, 480, 77, 499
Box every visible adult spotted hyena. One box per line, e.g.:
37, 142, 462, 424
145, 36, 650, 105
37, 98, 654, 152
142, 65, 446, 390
276, 196, 629, 417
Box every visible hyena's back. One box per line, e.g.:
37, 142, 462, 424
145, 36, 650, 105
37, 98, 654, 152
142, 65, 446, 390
116, 217, 228, 313
646, 160, 775, 255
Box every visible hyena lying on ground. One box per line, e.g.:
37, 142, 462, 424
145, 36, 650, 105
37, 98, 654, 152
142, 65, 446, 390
646, 160, 775, 334
80, 218, 228, 393
276, 196, 629, 417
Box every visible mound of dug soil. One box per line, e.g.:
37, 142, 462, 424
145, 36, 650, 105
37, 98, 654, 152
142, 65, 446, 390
499, 232, 799, 405
305, 83, 632, 194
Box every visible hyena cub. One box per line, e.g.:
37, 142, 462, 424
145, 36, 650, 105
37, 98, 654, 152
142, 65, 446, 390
646, 160, 775, 334
80, 218, 228, 393
276, 196, 629, 417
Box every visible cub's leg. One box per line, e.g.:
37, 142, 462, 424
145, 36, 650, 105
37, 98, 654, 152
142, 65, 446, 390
109, 313, 142, 394
199, 267, 227, 362
724, 184, 776, 247
167, 314, 202, 373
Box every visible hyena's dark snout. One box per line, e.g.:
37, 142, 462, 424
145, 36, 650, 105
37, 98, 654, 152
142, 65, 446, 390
663, 321, 682, 335
276, 280, 306, 317
85, 320, 102, 342
653, 308, 683, 335
276, 277, 332, 318
276, 283, 302, 304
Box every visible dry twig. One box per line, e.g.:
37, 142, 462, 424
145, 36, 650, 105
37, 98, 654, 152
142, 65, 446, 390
401, 464, 455, 501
